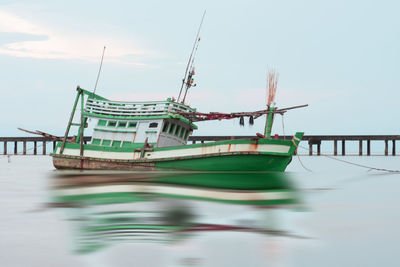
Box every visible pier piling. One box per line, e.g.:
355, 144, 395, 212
367, 140, 371, 156
385, 140, 388, 156
334, 140, 337, 156
342, 140, 345, 156
393, 140, 396, 156
359, 140, 363, 156
42, 141, 46, 155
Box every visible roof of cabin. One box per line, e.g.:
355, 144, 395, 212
81, 88, 198, 128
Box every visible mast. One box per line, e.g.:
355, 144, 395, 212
177, 11, 206, 103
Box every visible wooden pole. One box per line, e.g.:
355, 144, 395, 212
3, 141, 6, 155
79, 92, 84, 157
367, 140, 371, 156
34, 141, 37, 155
42, 141, 46, 155
53, 141, 56, 151
14, 141, 17, 155
309, 143, 313, 156
60, 87, 81, 154
385, 140, 388, 156
342, 140, 345, 156
359, 140, 362, 156
393, 140, 396, 156
23, 141, 26, 155
334, 140, 337, 156
317, 143, 321, 156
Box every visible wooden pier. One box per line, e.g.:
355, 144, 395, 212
0, 135, 399, 156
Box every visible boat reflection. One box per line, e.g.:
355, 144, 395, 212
49, 171, 303, 254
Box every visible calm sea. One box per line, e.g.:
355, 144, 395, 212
1, 155, 399, 267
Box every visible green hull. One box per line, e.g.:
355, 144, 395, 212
52, 133, 303, 173
155, 154, 292, 172
53, 153, 292, 172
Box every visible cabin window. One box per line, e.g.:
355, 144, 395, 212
112, 141, 121, 147
108, 121, 117, 127
169, 124, 176, 135
149, 122, 158, 128
175, 125, 181, 136
162, 122, 169, 132
98, 120, 107, 126
179, 128, 186, 138
184, 130, 190, 140
122, 141, 133, 148
118, 121, 127, 128
128, 122, 137, 128
102, 139, 111, 146
92, 138, 101, 145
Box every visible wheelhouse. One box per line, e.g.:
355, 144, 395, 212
78, 88, 197, 149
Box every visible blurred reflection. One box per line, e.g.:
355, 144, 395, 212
49, 171, 302, 254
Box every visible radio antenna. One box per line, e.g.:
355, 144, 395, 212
177, 11, 206, 103
93, 46, 106, 94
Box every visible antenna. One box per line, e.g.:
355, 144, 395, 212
93, 46, 106, 94
177, 11, 206, 103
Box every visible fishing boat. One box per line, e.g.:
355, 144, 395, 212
50, 84, 305, 172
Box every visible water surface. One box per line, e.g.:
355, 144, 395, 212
1, 155, 399, 267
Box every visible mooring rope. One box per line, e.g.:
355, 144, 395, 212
297, 144, 400, 173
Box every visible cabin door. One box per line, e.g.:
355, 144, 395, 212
135, 122, 148, 143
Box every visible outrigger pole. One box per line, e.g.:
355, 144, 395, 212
177, 10, 206, 103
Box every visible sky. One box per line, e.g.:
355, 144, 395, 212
1, 0, 400, 137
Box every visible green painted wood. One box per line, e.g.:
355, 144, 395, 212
60, 87, 81, 154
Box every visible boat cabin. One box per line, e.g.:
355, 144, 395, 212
84, 94, 197, 149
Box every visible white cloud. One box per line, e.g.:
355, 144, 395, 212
0, 10, 150, 64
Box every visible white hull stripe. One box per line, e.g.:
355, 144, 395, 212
56, 143, 290, 161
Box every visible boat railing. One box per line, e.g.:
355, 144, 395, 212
84, 98, 195, 118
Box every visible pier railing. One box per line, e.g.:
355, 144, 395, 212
1, 135, 399, 156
